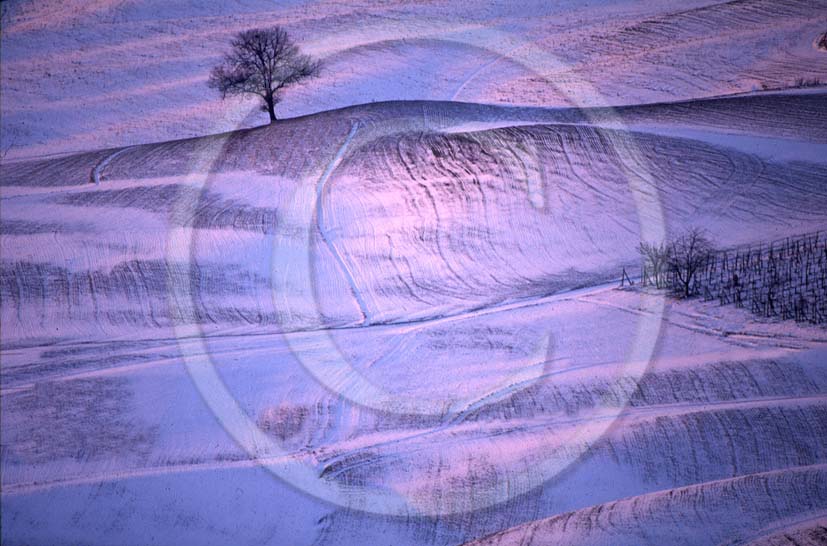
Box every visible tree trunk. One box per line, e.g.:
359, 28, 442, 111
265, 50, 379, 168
265, 96, 277, 122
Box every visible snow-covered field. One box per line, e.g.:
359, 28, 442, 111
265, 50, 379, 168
2, 1, 827, 545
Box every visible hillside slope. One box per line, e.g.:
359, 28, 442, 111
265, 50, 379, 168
2, 94, 826, 340
2, 94, 827, 545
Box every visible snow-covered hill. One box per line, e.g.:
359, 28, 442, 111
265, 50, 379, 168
2, 94, 826, 340
2, 90, 827, 544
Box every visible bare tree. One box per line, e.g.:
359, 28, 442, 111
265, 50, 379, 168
639, 240, 672, 288
667, 228, 715, 298
209, 27, 321, 123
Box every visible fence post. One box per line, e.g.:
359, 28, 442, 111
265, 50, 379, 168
621, 267, 634, 287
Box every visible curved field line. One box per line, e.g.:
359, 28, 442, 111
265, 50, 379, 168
722, 512, 827, 546
574, 295, 820, 349
463, 464, 827, 546
315, 122, 373, 324
0, 452, 295, 497
0, 279, 628, 394
90, 146, 133, 185
451, 43, 527, 101
317, 393, 827, 481
4, 392, 825, 497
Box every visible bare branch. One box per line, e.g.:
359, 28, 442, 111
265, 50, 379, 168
666, 227, 715, 298
208, 27, 322, 122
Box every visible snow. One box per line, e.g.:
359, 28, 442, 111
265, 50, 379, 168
2, 0, 826, 158
621, 126, 827, 164
2, 1, 827, 544
3, 92, 827, 543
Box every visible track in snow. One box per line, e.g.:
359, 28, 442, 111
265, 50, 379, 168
90, 146, 133, 185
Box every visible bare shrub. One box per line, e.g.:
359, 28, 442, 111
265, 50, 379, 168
639, 240, 672, 288
666, 228, 716, 298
